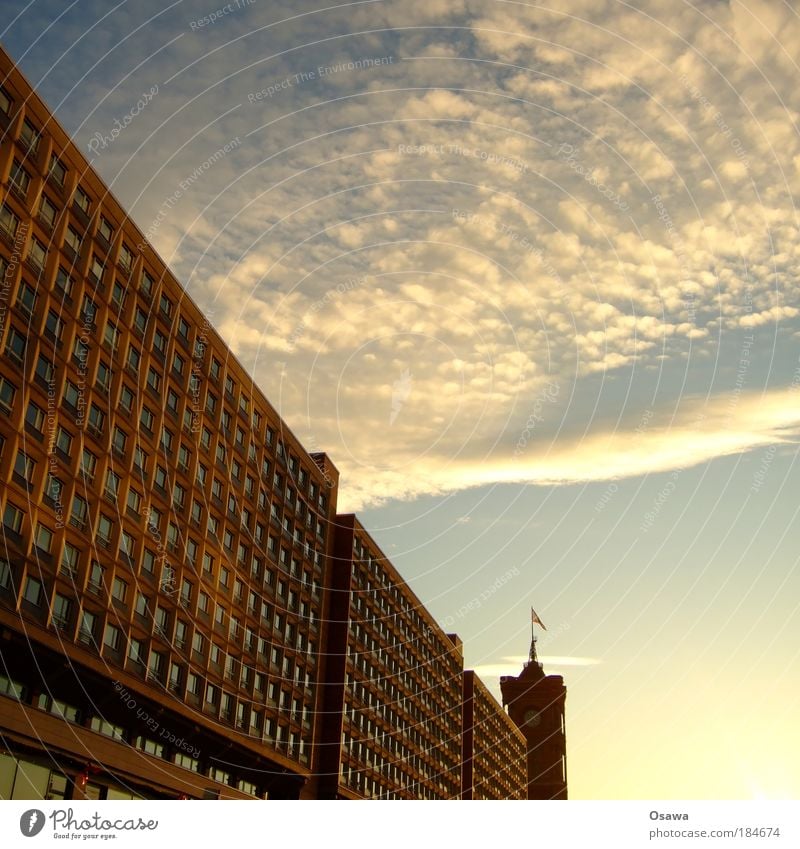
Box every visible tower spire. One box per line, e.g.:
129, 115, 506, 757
528, 606, 545, 667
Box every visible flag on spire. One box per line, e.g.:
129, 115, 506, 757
531, 607, 546, 630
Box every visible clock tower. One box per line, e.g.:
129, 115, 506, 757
500, 632, 568, 799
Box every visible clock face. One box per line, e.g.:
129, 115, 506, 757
524, 709, 541, 727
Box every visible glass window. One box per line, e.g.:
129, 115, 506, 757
98, 216, 113, 242
52, 593, 72, 627
79, 609, 97, 641
23, 576, 42, 605
0, 377, 16, 413
34, 523, 53, 553
111, 576, 127, 602
0, 204, 19, 239
104, 623, 121, 651
46, 154, 66, 184
60, 543, 79, 576
74, 187, 91, 214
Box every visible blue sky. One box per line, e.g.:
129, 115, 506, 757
3, 0, 799, 798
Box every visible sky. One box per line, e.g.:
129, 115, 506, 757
3, 0, 799, 799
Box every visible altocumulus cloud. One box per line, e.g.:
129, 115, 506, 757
13, 0, 800, 510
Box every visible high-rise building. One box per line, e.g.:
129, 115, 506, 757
462, 670, 526, 799
313, 514, 463, 799
0, 43, 560, 801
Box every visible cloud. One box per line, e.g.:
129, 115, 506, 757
9, 0, 800, 512
473, 655, 602, 678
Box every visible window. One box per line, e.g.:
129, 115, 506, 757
166, 388, 179, 414
135, 592, 149, 617
134, 446, 148, 472
38, 195, 58, 228
175, 621, 188, 650
127, 488, 141, 514
168, 663, 182, 693
141, 548, 156, 575
178, 315, 191, 340
97, 513, 114, 546
62, 380, 80, 410
8, 160, 32, 202
45, 310, 64, 342
192, 631, 204, 654
120, 531, 135, 559
48, 154, 67, 185
27, 237, 46, 270
5, 327, 26, 362
96, 361, 111, 392
112, 279, 126, 308
198, 591, 210, 615
103, 320, 119, 350
23, 576, 42, 605
119, 384, 135, 413
111, 576, 127, 603
64, 226, 82, 255
128, 637, 144, 665
159, 293, 173, 319
79, 609, 97, 642
19, 119, 39, 153
25, 402, 45, 435
35, 523, 53, 553
52, 593, 72, 628
0, 204, 19, 239
87, 404, 105, 434
127, 344, 141, 372
98, 216, 113, 243
154, 465, 168, 490
13, 450, 35, 484
55, 266, 74, 296
153, 330, 167, 356
88, 561, 105, 592
0, 377, 16, 413
74, 187, 91, 215
147, 367, 161, 393
118, 242, 134, 273
111, 425, 127, 454
104, 623, 121, 651
140, 406, 154, 432
90, 255, 104, 282
210, 358, 221, 380
70, 495, 88, 527
60, 543, 79, 577
70, 339, 88, 371
148, 650, 164, 681
134, 307, 148, 334
154, 606, 169, 634
2, 504, 23, 535
172, 351, 185, 375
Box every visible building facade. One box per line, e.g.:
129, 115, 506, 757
313, 515, 464, 799
462, 670, 526, 800
500, 641, 568, 800
0, 44, 560, 801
